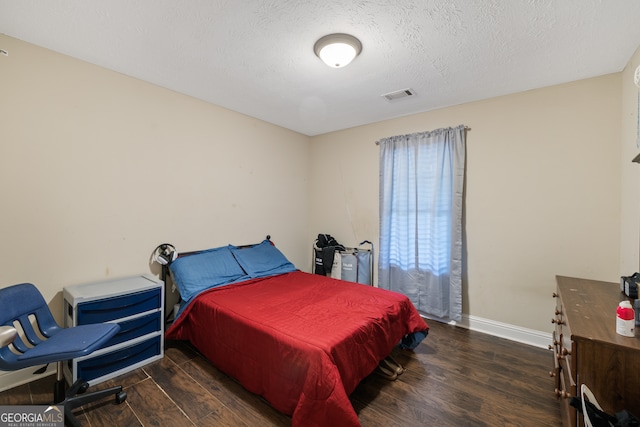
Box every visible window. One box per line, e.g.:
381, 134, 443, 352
378, 125, 465, 320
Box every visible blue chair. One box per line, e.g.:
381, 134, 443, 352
0, 283, 127, 427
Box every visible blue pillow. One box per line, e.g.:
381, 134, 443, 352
229, 240, 296, 278
169, 246, 248, 303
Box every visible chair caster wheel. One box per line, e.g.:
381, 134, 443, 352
116, 391, 127, 404
78, 382, 89, 394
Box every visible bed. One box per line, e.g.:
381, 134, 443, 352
164, 239, 428, 427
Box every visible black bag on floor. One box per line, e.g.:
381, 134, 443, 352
570, 384, 640, 427
313, 234, 344, 275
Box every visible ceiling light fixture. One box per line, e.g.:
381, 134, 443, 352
314, 33, 362, 68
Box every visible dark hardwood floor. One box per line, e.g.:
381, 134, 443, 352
0, 320, 562, 426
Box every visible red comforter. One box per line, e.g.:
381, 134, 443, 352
165, 271, 428, 427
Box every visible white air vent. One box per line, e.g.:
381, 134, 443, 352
381, 88, 415, 101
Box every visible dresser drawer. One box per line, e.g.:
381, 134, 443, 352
104, 311, 162, 348
552, 288, 577, 427
75, 336, 162, 382
75, 288, 162, 324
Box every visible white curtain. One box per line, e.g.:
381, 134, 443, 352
378, 125, 466, 322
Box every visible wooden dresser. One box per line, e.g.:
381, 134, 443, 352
552, 276, 640, 427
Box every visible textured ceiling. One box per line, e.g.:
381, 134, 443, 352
1, 1, 640, 136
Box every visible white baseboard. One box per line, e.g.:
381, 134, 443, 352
0, 364, 56, 393
424, 313, 552, 349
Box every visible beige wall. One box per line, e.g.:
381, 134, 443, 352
309, 74, 623, 334
0, 35, 311, 316
620, 45, 640, 273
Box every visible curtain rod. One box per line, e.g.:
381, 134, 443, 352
375, 125, 470, 145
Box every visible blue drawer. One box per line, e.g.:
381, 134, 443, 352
76, 288, 161, 324
104, 311, 161, 348
76, 336, 161, 382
